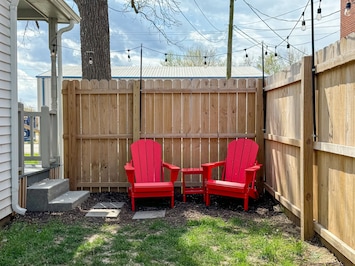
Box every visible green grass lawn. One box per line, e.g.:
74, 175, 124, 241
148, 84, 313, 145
0, 215, 307, 266
24, 153, 39, 165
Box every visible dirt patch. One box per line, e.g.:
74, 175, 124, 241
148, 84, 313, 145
12, 192, 342, 265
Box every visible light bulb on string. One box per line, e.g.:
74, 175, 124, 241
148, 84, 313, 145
274, 46, 278, 57
51, 44, 55, 56
165, 53, 168, 63
301, 12, 306, 31
244, 49, 248, 58
317, 0, 322, 20
127, 49, 131, 61
345, 1, 352, 16
286, 36, 290, 49
265, 45, 268, 55
86, 50, 94, 65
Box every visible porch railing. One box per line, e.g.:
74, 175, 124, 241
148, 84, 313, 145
18, 102, 58, 175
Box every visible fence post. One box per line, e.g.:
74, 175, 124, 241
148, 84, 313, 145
255, 78, 264, 194
133, 80, 140, 141
68, 81, 78, 190
300, 56, 314, 240
41, 106, 50, 168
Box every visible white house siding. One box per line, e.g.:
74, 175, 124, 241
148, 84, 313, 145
0, 0, 13, 220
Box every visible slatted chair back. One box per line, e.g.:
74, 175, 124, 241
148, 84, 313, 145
131, 139, 163, 183
222, 139, 259, 183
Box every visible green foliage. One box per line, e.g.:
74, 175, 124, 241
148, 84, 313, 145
256, 48, 306, 75
161, 46, 225, 67
257, 53, 285, 75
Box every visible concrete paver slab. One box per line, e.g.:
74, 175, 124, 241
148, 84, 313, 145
132, 210, 166, 220
93, 202, 125, 209
85, 209, 121, 218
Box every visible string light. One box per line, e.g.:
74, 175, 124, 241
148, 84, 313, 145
127, 49, 131, 61
265, 45, 268, 55
317, 0, 322, 20
345, 0, 352, 16
286, 36, 290, 49
301, 12, 306, 31
274, 46, 278, 57
165, 53, 168, 62
204, 56, 207, 66
51, 44, 56, 56
244, 48, 248, 58
86, 50, 94, 65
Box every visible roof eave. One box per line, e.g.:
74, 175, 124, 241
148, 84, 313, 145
51, 0, 80, 23
18, 0, 80, 24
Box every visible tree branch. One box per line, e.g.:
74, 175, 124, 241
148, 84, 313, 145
131, 0, 139, 14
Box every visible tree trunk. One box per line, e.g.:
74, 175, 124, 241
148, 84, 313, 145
74, 0, 111, 80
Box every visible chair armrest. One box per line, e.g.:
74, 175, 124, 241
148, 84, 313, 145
162, 162, 180, 183
201, 161, 225, 168
162, 162, 180, 171
245, 163, 262, 173
245, 163, 262, 185
124, 162, 135, 184
201, 161, 225, 180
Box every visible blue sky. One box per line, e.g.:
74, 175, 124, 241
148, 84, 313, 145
17, 0, 340, 108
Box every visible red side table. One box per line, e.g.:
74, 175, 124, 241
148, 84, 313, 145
181, 168, 204, 202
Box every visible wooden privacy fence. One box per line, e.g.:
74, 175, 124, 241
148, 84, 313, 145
62, 78, 264, 192
264, 35, 355, 264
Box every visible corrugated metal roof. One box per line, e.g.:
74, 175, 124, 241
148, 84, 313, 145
36, 66, 262, 79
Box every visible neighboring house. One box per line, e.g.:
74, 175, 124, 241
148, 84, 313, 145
36, 66, 263, 109
341, 0, 355, 38
0, 0, 79, 222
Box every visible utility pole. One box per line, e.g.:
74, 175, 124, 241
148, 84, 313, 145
226, 0, 234, 79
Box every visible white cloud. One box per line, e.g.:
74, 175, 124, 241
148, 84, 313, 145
61, 38, 81, 64
17, 69, 37, 109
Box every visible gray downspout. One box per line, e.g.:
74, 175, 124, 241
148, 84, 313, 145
57, 20, 76, 178
10, 0, 26, 215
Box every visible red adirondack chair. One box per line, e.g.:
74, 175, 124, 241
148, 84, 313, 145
202, 139, 262, 211
124, 139, 180, 211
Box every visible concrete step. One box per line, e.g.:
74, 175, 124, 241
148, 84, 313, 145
26, 179, 89, 212
49, 191, 90, 211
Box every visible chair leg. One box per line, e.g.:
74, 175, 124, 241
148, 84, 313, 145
243, 196, 249, 211
171, 195, 174, 209
205, 193, 211, 206
131, 197, 136, 212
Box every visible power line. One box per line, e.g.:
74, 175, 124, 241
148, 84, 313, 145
242, 0, 308, 55
241, 3, 305, 23
173, 2, 225, 44
193, 0, 224, 32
